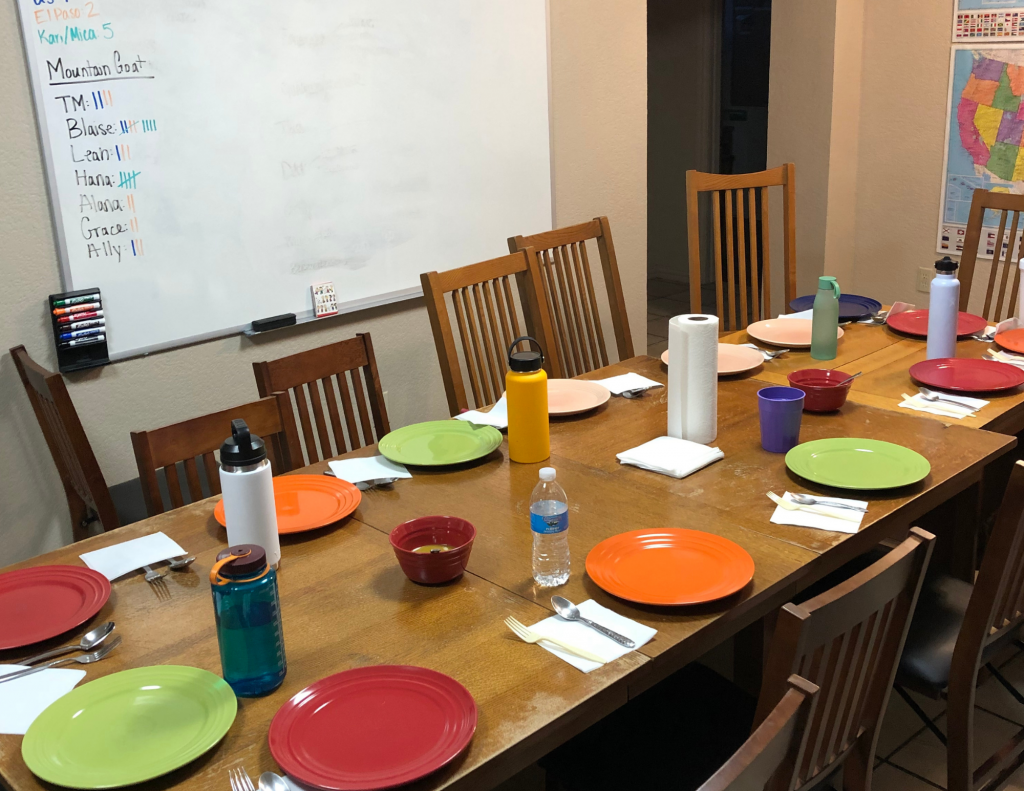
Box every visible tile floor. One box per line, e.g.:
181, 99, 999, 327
646, 277, 718, 358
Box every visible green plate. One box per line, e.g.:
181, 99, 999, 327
378, 420, 503, 466
22, 666, 236, 789
785, 438, 931, 490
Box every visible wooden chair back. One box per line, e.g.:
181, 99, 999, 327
130, 393, 300, 516
756, 528, 934, 791
508, 217, 634, 377
958, 188, 1024, 321
685, 164, 797, 331
698, 676, 819, 791
421, 249, 561, 415
253, 333, 390, 465
945, 460, 1024, 790
10, 345, 119, 541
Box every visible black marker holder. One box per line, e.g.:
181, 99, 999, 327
49, 287, 109, 373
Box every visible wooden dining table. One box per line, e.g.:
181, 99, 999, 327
0, 353, 1016, 791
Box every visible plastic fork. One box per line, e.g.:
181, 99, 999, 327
504, 617, 606, 663
229, 767, 256, 791
767, 492, 860, 523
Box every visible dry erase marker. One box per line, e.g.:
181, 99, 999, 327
52, 293, 100, 307
60, 327, 105, 341
53, 302, 101, 316
58, 309, 103, 324
67, 318, 105, 330
59, 334, 105, 348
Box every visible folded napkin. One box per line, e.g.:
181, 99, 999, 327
769, 492, 866, 535
454, 394, 508, 429
979, 317, 1019, 341
527, 600, 657, 673
899, 388, 987, 419
328, 455, 411, 490
0, 665, 86, 734
617, 436, 724, 479
80, 532, 187, 581
592, 372, 663, 396
989, 348, 1024, 368
777, 309, 814, 320
740, 343, 779, 361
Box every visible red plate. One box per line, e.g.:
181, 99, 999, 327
586, 528, 755, 606
0, 566, 111, 650
269, 666, 477, 790
886, 310, 987, 338
909, 358, 1024, 393
996, 328, 1024, 354
214, 475, 361, 534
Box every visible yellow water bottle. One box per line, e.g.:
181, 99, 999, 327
506, 336, 549, 464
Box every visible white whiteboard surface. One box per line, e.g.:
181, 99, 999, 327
17, 0, 552, 359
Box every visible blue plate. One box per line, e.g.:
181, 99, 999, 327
789, 294, 882, 321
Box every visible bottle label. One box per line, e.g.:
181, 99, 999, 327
531, 510, 568, 534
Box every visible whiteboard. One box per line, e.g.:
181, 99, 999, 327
16, 0, 552, 359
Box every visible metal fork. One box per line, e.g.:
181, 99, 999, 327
0, 635, 122, 685
229, 767, 256, 791
143, 565, 171, 600
865, 310, 890, 325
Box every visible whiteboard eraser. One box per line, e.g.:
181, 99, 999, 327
251, 313, 297, 333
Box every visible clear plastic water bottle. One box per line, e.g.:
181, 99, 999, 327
531, 467, 569, 587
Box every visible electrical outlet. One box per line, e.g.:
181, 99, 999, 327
916, 267, 932, 293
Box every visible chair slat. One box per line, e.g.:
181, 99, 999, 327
542, 249, 574, 376
482, 279, 508, 369
492, 277, 514, 352
473, 282, 503, 400
352, 371, 374, 448
712, 191, 725, 323
725, 190, 737, 330
165, 463, 185, 509
551, 248, 584, 376
748, 188, 761, 323
760, 186, 772, 319
984, 210, 1010, 320
995, 212, 1021, 321
203, 452, 221, 496
322, 377, 345, 455
558, 245, 589, 372
292, 386, 320, 463
736, 189, 749, 329
570, 243, 602, 368
182, 456, 204, 503
334, 372, 360, 453
307, 381, 334, 459
454, 288, 486, 405
577, 241, 609, 367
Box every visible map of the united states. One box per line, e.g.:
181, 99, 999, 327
959, 55, 1024, 182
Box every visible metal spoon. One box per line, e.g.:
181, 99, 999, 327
259, 772, 291, 791
762, 348, 790, 360
619, 388, 647, 399
834, 371, 863, 387
789, 493, 867, 513
0, 635, 122, 685
167, 556, 196, 570
919, 391, 972, 409
17, 621, 115, 666
551, 596, 636, 648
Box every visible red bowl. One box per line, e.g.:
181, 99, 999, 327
389, 516, 476, 584
787, 369, 853, 412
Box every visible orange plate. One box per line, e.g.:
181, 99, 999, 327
214, 475, 361, 534
586, 528, 755, 606
996, 328, 1024, 354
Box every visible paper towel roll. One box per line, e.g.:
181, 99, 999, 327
667, 314, 718, 444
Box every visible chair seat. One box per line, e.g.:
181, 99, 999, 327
542, 663, 756, 791
898, 575, 975, 694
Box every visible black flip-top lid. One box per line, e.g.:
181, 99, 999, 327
216, 545, 268, 577
508, 336, 544, 373
220, 419, 266, 465
936, 256, 959, 273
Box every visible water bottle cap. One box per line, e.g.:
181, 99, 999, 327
220, 419, 267, 465
818, 276, 841, 298
539, 467, 556, 481
935, 256, 959, 273
215, 545, 268, 578
508, 336, 544, 373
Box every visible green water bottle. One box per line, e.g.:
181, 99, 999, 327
811, 276, 841, 361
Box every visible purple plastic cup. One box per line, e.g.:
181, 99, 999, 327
758, 387, 805, 453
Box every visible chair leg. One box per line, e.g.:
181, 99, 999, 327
894, 685, 947, 745
986, 662, 1024, 706
947, 674, 975, 791
841, 739, 872, 791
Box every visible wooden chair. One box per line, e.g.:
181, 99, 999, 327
130, 393, 301, 516
957, 188, 1024, 321
698, 676, 818, 791
253, 334, 390, 465
421, 249, 561, 415
755, 528, 934, 791
895, 461, 1024, 791
543, 529, 933, 791
685, 164, 797, 331
508, 217, 634, 377
10, 345, 119, 541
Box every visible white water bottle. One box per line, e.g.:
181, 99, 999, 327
1018, 255, 1024, 325
219, 419, 280, 568
530, 467, 569, 587
927, 257, 960, 360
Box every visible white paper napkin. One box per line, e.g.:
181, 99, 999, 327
454, 395, 508, 429
982, 318, 1019, 340
593, 372, 664, 395
769, 492, 866, 535
527, 600, 657, 673
328, 456, 411, 489
989, 348, 1024, 368
777, 309, 814, 320
0, 665, 86, 734
617, 436, 724, 479
899, 388, 987, 419
79, 532, 187, 581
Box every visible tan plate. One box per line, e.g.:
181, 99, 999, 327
547, 379, 611, 415
746, 318, 844, 348
660, 343, 765, 376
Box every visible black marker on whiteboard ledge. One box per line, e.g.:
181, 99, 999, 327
60, 334, 106, 348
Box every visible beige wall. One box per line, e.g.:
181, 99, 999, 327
0, 0, 647, 566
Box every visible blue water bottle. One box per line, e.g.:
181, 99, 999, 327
210, 544, 286, 697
